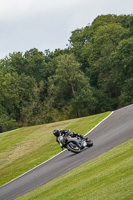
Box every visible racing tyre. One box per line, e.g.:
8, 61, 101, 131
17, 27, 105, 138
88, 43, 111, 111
67, 142, 81, 153
87, 140, 93, 147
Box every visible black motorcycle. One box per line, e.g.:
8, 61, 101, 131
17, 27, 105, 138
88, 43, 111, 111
58, 134, 93, 153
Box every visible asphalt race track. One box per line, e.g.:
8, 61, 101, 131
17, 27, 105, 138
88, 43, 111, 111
0, 104, 133, 200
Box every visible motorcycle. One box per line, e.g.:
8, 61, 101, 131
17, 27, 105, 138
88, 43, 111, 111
58, 134, 93, 153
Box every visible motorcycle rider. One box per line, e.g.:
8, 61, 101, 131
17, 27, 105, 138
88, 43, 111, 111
53, 128, 86, 149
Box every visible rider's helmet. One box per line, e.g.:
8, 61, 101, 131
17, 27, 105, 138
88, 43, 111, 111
53, 128, 60, 137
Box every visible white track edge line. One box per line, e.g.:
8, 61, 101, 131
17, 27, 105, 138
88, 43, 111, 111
0, 111, 114, 189
85, 111, 114, 136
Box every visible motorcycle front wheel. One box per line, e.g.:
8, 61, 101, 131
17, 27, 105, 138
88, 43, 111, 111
86, 139, 93, 147
66, 142, 81, 153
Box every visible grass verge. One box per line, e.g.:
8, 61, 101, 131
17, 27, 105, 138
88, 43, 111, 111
0, 111, 110, 186
17, 138, 133, 200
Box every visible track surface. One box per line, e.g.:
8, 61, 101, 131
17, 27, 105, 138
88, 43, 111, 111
0, 104, 133, 200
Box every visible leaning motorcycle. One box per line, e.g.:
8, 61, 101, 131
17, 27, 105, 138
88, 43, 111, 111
58, 134, 93, 153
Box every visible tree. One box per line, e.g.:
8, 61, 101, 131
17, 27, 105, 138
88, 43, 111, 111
0, 71, 36, 121
47, 54, 96, 119
90, 14, 118, 31
9, 52, 25, 75
119, 78, 133, 107
108, 37, 133, 107
110, 37, 133, 79
23, 48, 47, 83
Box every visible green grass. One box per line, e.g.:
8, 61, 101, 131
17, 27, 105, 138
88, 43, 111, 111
0, 111, 110, 186
17, 138, 133, 200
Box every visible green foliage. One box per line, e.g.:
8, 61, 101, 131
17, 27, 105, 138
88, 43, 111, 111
91, 14, 118, 30
110, 37, 133, 79
0, 104, 18, 131
70, 14, 133, 110
47, 54, 96, 118
0, 114, 18, 131
0, 71, 36, 120
0, 14, 133, 131
119, 78, 133, 107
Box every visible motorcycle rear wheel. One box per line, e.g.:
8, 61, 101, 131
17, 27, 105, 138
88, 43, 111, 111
67, 142, 81, 153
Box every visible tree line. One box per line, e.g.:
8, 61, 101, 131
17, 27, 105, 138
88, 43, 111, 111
0, 14, 133, 131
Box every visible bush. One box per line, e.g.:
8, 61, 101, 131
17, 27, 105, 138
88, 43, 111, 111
0, 114, 18, 132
